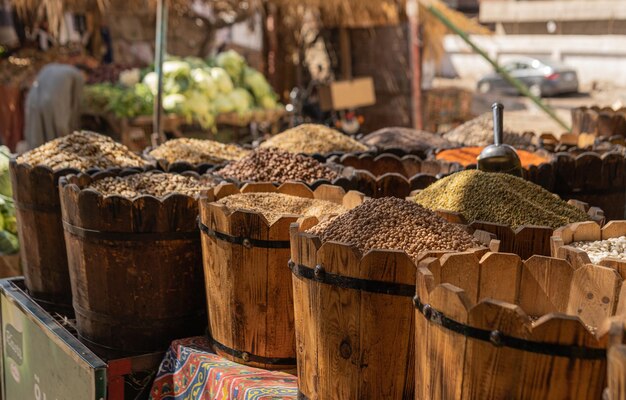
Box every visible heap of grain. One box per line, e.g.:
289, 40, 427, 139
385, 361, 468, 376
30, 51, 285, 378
443, 112, 534, 147
360, 127, 456, 154
570, 237, 626, 264
308, 197, 481, 260
88, 171, 219, 198
414, 170, 589, 229
436, 146, 550, 167
17, 130, 149, 170
148, 138, 250, 165
217, 148, 338, 184
260, 123, 368, 154
217, 192, 346, 224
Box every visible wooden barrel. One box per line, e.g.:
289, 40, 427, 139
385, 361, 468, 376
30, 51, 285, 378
59, 170, 206, 358
9, 160, 84, 312
434, 200, 604, 260
199, 182, 364, 370
416, 252, 619, 399
290, 221, 493, 399
606, 319, 626, 400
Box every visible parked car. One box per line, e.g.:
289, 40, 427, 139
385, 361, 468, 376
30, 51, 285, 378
477, 57, 579, 97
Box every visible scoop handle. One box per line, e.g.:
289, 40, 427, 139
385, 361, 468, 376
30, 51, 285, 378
492, 103, 504, 146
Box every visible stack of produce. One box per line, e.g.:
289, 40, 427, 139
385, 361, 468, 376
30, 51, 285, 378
436, 146, 550, 167
217, 148, 338, 184
217, 192, 346, 224
414, 170, 589, 229
148, 138, 250, 165
443, 112, 534, 147
17, 130, 149, 170
85, 50, 281, 129
88, 171, 219, 198
260, 124, 368, 154
0, 146, 17, 254
359, 127, 456, 154
308, 197, 482, 260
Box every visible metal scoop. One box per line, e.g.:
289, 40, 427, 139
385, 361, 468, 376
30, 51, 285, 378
477, 103, 523, 177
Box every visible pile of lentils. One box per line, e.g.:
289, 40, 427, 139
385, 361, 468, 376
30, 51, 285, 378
414, 170, 589, 229
17, 131, 148, 171
443, 113, 534, 147
217, 193, 347, 225
148, 138, 250, 165
217, 148, 338, 184
360, 127, 456, 154
88, 171, 219, 198
260, 124, 368, 154
307, 197, 482, 260
569, 237, 626, 264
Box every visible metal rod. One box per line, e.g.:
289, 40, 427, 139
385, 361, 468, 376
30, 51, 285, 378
425, 3, 571, 132
152, 0, 168, 146
492, 103, 503, 146
407, 0, 423, 129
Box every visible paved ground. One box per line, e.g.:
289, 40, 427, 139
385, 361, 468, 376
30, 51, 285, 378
434, 78, 626, 137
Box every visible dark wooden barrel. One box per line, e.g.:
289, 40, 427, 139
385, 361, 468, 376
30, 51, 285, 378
59, 170, 206, 358
9, 160, 81, 312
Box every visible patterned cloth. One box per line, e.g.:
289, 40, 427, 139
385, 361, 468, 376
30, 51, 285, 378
150, 337, 298, 400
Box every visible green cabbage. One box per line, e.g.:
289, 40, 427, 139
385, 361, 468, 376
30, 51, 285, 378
210, 68, 234, 93
216, 50, 246, 85
228, 88, 253, 114
191, 68, 217, 99
163, 94, 186, 112
244, 67, 273, 100
213, 95, 235, 114
0, 231, 18, 254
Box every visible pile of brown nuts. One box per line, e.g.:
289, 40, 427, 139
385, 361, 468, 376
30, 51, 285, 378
308, 197, 482, 260
88, 171, 219, 198
217, 192, 347, 224
217, 148, 339, 184
17, 131, 148, 171
149, 138, 250, 165
260, 124, 368, 154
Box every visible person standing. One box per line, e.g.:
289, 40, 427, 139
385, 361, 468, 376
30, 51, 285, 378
23, 63, 87, 150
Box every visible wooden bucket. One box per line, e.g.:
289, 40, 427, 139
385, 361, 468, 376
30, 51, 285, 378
415, 252, 622, 399
59, 170, 207, 358
606, 319, 626, 400
434, 200, 604, 260
199, 182, 365, 369
10, 160, 86, 312
290, 220, 493, 399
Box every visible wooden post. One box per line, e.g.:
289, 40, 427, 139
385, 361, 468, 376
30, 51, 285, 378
407, 0, 423, 129
339, 27, 352, 80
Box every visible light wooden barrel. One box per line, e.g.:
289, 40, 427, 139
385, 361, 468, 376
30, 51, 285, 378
59, 170, 206, 358
289, 223, 492, 399
199, 182, 364, 370
415, 252, 620, 400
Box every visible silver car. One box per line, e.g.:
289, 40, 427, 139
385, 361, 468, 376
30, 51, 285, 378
477, 57, 579, 97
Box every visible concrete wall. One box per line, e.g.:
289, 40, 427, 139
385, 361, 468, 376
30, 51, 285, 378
441, 34, 626, 87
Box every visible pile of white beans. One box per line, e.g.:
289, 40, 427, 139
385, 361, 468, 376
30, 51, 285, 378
570, 236, 626, 264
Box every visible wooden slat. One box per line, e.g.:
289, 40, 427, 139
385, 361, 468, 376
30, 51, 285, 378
519, 256, 575, 315
415, 284, 471, 400
439, 252, 481, 303
462, 299, 531, 399
566, 264, 622, 328
478, 252, 522, 304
